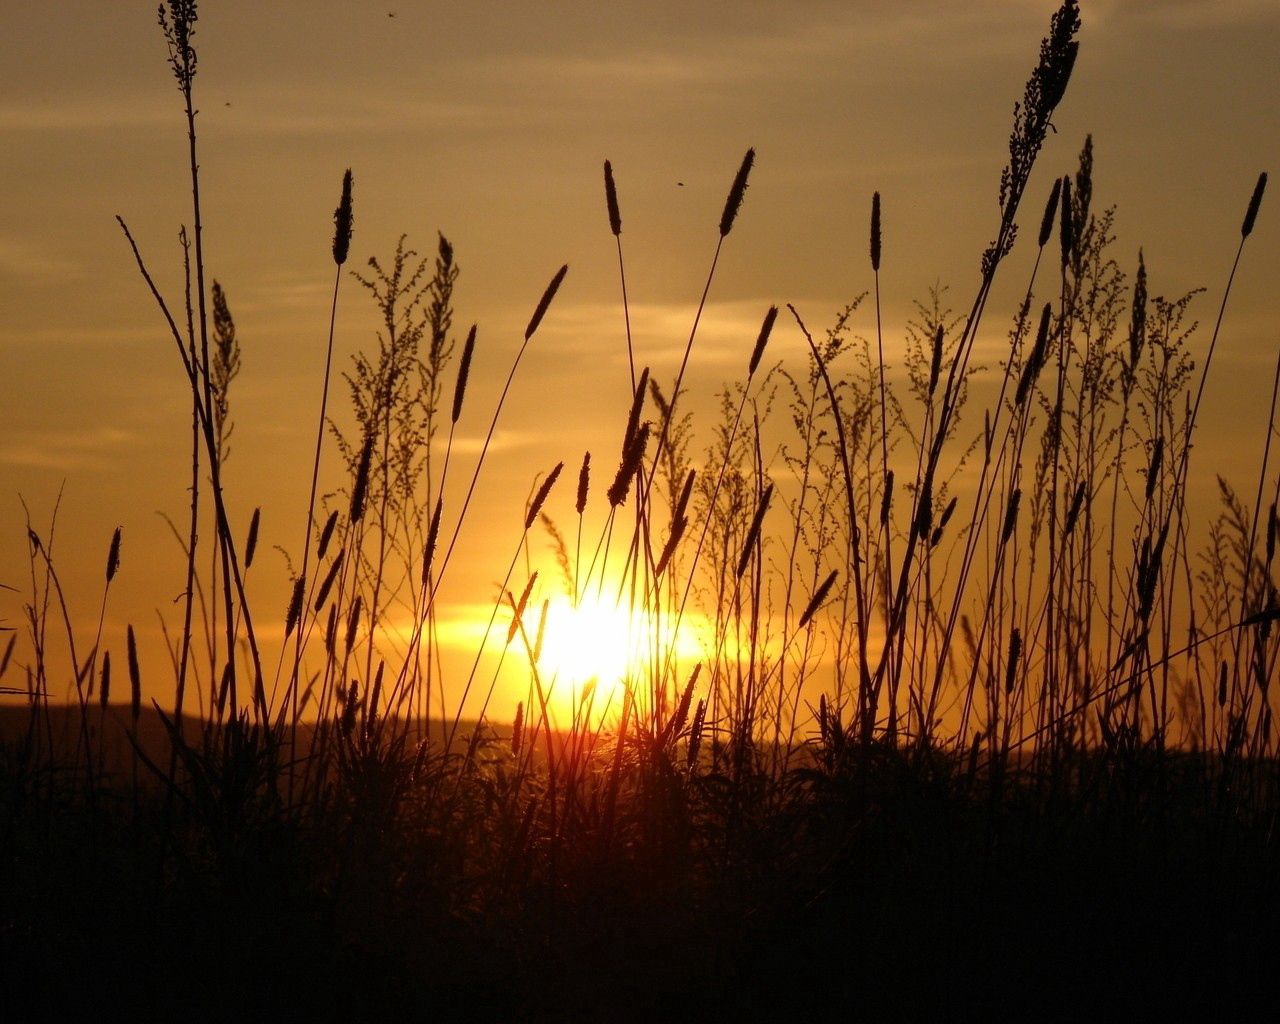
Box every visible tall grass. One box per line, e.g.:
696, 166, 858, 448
2, 0, 1277, 1015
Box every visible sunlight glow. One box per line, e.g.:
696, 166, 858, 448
534, 594, 704, 700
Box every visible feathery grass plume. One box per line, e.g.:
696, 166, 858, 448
1005, 628, 1023, 694
245, 507, 261, 568
210, 280, 240, 459
316, 509, 338, 560
576, 452, 591, 515
332, 169, 354, 266
1145, 436, 1164, 501
719, 148, 756, 237
511, 701, 524, 758
748, 306, 778, 378
880, 469, 895, 527
525, 264, 569, 341
345, 595, 362, 654
1242, 171, 1267, 238
0, 635, 14, 678
603, 160, 622, 236
1059, 174, 1074, 269
798, 570, 839, 629
421, 498, 443, 585
349, 432, 374, 523
736, 483, 774, 579
1064, 480, 1087, 534
126, 624, 141, 724
284, 575, 306, 639
507, 572, 538, 645
526, 463, 565, 530
1038, 177, 1062, 248
451, 324, 477, 424
986, 0, 1080, 272
1015, 303, 1054, 405
1002, 488, 1022, 546
105, 527, 122, 583
608, 423, 650, 508
686, 698, 706, 770
870, 191, 882, 271
99, 651, 111, 709
928, 324, 943, 397
313, 550, 344, 613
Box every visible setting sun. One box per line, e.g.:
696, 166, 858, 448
530, 593, 705, 704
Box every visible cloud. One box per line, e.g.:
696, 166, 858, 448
0, 236, 78, 279
0, 427, 137, 472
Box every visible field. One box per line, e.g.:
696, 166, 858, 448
2, 2, 1277, 1019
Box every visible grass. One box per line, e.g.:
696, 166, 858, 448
2, 1, 1278, 1018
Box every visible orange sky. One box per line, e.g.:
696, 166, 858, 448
1, 1, 1276, 719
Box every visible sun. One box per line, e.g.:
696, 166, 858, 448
532, 593, 704, 706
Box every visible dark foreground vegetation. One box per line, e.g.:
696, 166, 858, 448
3, 3, 1277, 1019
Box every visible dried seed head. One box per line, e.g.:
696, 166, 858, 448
350, 433, 374, 523
533, 600, 549, 664
870, 192, 882, 272
798, 570, 839, 629
1064, 480, 1087, 534
126, 625, 141, 723
245, 507, 261, 569
928, 324, 944, 397
313, 550, 344, 613
1002, 488, 1022, 546
719, 148, 755, 237
1038, 177, 1062, 249
1242, 171, 1267, 239
345, 596, 362, 654
686, 698, 707, 771
736, 483, 774, 579
1005, 628, 1022, 695
317, 509, 338, 559
1218, 661, 1228, 707
332, 169, 354, 266
507, 572, 538, 645
511, 701, 524, 758
880, 469, 895, 527
284, 574, 306, 639
525, 462, 565, 530
1127, 249, 1147, 375
106, 527, 122, 583
576, 451, 591, 515
608, 423, 649, 508
604, 160, 622, 236
422, 498, 443, 585
99, 651, 111, 709
1059, 174, 1073, 269
748, 306, 778, 379
451, 324, 477, 424
622, 367, 650, 454
1145, 436, 1164, 501
525, 264, 569, 341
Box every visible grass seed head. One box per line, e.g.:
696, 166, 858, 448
719, 148, 756, 237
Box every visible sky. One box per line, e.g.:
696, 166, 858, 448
1, 1, 1277, 718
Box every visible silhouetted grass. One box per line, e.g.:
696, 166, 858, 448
2, 1, 1278, 1019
